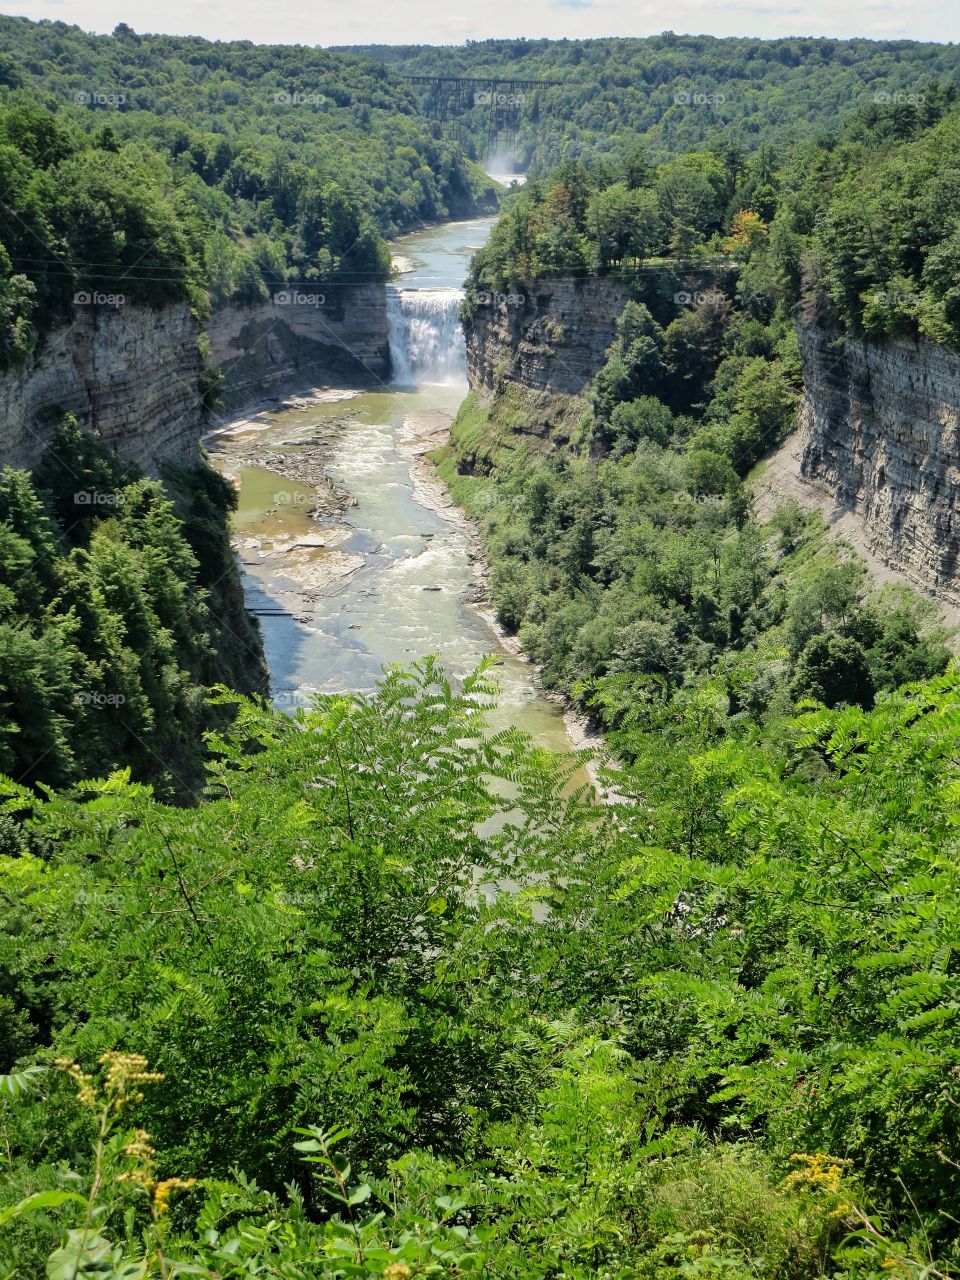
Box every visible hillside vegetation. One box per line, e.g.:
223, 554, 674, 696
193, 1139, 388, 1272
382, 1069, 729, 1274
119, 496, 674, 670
0, 418, 264, 796
2, 662, 960, 1276
2, 26, 960, 1280
0, 16, 497, 359
447, 97, 960, 747
342, 35, 960, 171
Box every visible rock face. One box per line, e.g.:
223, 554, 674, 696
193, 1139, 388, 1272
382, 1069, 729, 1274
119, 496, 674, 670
207, 284, 390, 410
0, 285, 392, 471
465, 278, 636, 398
464, 266, 739, 401
0, 303, 205, 472
465, 270, 960, 607
796, 322, 960, 604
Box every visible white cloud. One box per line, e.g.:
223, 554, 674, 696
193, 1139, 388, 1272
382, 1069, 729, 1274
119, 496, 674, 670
3, 0, 958, 44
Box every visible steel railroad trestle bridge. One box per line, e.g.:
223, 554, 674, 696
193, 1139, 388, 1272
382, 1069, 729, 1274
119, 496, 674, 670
400, 75, 560, 157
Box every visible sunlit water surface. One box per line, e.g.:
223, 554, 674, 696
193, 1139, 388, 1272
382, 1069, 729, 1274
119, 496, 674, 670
208, 218, 577, 755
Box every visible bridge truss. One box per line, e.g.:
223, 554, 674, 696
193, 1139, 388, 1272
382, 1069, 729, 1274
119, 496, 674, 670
400, 75, 560, 160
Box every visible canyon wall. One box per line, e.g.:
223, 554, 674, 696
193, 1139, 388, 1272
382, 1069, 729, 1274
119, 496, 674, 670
464, 265, 738, 401
465, 270, 960, 607
794, 322, 960, 605
465, 277, 636, 399
0, 302, 205, 473
207, 284, 390, 410
0, 284, 391, 471
14, 278, 960, 616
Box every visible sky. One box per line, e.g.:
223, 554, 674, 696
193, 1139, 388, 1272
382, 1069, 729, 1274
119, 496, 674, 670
2, 0, 958, 46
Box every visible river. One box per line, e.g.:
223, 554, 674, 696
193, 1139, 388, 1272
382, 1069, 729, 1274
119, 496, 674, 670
206, 217, 577, 754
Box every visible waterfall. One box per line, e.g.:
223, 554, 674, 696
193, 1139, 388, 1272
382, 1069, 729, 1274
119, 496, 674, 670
387, 286, 466, 386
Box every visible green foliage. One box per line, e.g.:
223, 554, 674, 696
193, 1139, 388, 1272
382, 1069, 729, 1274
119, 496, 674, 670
448, 256, 942, 734
0, 662, 957, 1274
348, 36, 960, 177
771, 96, 960, 346
0, 419, 263, 794
0, 18, 499, 359
790, 631, 875, 709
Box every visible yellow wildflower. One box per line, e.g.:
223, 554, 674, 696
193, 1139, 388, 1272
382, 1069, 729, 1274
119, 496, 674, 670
152, 1177, 197, 1217
122, 1129, 156, 1163
785, 1152, 849, 1195
99, 1052, 164, 1093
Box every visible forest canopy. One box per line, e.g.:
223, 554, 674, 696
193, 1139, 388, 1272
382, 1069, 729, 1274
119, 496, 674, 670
2, 662, 960, 1276
0, 16, 499, 359
343, 34, 960, 172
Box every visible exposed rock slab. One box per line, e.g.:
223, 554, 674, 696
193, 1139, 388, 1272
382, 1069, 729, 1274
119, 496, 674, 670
0, 303, 204, 472
207, 285, 390, 410
780, 323, 960, 619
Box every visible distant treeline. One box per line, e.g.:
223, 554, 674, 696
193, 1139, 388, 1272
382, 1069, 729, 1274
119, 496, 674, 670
341, 34, 960, 170
0, 16, 499, 362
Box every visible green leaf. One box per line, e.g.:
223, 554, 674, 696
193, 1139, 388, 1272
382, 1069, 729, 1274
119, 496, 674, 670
0, 1189, 86, 1228
0, 1064, 48, 1099
45, 1229, 115, 1279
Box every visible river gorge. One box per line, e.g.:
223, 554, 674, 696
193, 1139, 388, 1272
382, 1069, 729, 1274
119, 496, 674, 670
205, 217, 579, 753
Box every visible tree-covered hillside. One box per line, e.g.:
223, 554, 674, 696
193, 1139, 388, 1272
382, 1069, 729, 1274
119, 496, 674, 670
0, 100, 211, 367
468, 88, 960, 337
0, 17, 498, 236
444, 97, 960, 748
0, 419, 264, 797
0, 16, 498, 356
340, 35, 960, 171
2, 661, 960, 1276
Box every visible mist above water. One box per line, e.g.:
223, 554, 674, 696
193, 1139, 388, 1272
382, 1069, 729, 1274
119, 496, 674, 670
484, 147, 527, 188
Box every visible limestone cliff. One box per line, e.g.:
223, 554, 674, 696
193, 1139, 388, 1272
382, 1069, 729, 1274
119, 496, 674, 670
0, 302, 205, 472
789, 322, 960, 608
465, 278, 636, 399
207, 284, 390, 410
464, 268, 960, 611
0, 284, 392, 470
464, 266, 739, 402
